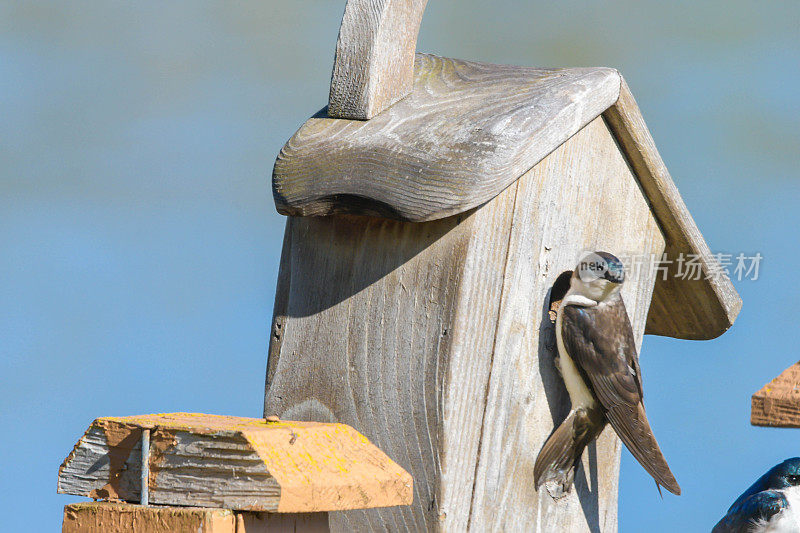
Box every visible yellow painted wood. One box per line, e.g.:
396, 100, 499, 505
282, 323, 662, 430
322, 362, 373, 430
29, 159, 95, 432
751, 361, 800, 428
61, 503, 331, 533
62, 503, 235, 533
58, 413, 413, 513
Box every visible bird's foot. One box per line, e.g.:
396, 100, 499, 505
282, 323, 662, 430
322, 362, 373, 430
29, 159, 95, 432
543, 468, 574, 500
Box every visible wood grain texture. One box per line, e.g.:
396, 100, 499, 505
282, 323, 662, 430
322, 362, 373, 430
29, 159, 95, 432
62, 503, 235, 533
328, 0, 428, 119
265, 117, 668, 532
62, 503, 331, 533
603, 79, 742, 340
58, 413, 412, 513
238, 512, 331, 533
467, 116, 666, 532
265, 190, 516, 532
276, 54, 621, 222
751, 361, 800, 428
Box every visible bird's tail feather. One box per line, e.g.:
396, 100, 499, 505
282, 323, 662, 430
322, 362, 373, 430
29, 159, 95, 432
606, 403, 681, 495
534, 406, 605, 497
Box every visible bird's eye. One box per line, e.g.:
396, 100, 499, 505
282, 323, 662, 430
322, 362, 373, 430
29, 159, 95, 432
787, 474, 800, 484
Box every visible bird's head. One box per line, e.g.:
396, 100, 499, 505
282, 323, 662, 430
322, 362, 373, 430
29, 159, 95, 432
763, 458, 800, 490
570, 251, 626, 303
725, 457, 800, 515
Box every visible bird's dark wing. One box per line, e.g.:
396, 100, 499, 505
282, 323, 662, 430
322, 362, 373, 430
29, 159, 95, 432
561, 297, 680, 495
712, 490, 787, 533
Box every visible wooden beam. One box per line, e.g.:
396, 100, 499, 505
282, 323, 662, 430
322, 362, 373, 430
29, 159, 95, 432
751, 361, 800, 428
58, 413, 412, 512
62, 503, 330, 533
328, 0, 428, 119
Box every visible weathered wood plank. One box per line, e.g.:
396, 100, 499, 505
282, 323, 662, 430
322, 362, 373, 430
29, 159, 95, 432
751, 361, 800, 428
62, 503, 235, 533
603, 79, 742, 340
276, 54, 621, 222
328, 0, 428, 119
265, 116, 668, 532
58, 413, 412, 513
266, 184, 518, 531
466, 116, 666, 532
61, 503, 331, 533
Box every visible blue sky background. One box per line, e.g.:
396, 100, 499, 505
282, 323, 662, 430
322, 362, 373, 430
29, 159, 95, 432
1, 2, 798, 531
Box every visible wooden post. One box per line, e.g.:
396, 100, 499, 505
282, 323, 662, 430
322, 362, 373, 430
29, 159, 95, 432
328, 0, 428, 120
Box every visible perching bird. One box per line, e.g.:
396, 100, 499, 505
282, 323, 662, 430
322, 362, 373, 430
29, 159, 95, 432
534, 251, 681, 496
712, 458, 800, 533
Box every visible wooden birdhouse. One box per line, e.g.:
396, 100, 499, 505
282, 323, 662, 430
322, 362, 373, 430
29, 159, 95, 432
266, 1, 742, 531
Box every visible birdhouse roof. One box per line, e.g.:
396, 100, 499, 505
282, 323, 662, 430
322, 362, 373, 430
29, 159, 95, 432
58, 413, 413, 513
273, 54, 740, 340
751, 362, 800, 428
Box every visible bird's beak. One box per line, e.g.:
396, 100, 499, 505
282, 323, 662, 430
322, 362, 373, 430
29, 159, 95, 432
603, 270, 624, 284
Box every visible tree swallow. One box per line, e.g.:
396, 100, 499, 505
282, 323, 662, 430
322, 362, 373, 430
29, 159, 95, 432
534, 251, 681, 496
713, 457, 800, 532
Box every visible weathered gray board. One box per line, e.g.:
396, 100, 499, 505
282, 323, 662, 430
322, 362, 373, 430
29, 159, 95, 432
328, 0, 428, 119
266, 116, 667, 532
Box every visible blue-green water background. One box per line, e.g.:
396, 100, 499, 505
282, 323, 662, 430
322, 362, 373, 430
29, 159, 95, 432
2, 2, 799, 530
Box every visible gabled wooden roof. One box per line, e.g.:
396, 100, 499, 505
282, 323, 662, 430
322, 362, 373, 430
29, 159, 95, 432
271, 0, 740, 340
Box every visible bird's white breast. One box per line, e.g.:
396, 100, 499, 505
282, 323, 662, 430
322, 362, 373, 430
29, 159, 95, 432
555, 295, 598, 409
757, 487, 800, 533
